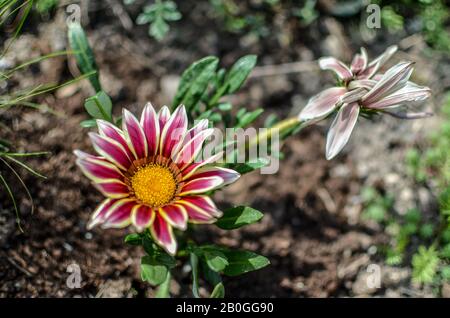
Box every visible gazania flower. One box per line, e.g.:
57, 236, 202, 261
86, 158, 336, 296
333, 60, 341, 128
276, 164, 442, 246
75, 104, 240, 255
299, 46, 431, 160
299, 46, 398, 122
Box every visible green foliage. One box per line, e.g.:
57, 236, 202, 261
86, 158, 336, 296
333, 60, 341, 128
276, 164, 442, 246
360, 186, 393, 223
412, 246, 439, 284
216, 206, 264, 230
381, 6, 404, 32
294, 0, 318, 26
135, 0, 181, 41
68, 22, 102, 92
210, 282, 225, 298
35, 0, 58, 14
84, 91, 113, 122
141, 255, 169, 285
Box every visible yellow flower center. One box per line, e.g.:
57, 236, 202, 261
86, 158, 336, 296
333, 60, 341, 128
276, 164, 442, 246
130, 164, 177, 207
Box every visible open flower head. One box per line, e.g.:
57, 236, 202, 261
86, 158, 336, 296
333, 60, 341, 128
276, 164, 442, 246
75, 103, 240, 255
299, 46, 431, 160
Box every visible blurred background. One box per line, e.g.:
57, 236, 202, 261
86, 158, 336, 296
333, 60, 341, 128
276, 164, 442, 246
0, 0, 450, 297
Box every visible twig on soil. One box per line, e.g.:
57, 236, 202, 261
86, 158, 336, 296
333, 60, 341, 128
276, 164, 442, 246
3, 252, 33, 277
106, 0, 134, 32
317, 187, 337, 214
250, 61, 319, 78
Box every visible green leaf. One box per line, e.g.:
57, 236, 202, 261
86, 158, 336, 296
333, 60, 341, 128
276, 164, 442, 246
80, 119, 97, 128
172, 56, 218, 110
210, 282, 225, 298
204, 249, 229, 272
412, 246, 439, 284
229, 157, 270, 175
84, 91, 113, 121
221, 55, 257, 94
221, 249, 270, 277
124, 233, 142, 245
190, 252, 200, 298
67, 23, 101, 92
155, 272, 171, 298
141, 256, 168, 286
216, 206, 263, 230
236, 108, 263, 128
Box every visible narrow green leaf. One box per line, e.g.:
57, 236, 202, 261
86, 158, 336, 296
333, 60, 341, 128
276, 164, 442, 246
229, 157, 270, 175
216, 206, 264, 230
221, 250, 270, 277
190, 252, 200, 298
84, 91, 112, 121
210, 282, 225, 298
124, 233, 142, 245
80, 119, 97, 128
236, 108, 263, 128
155, 272, 171, 298
204, 249, 229, 272
222, 55, 257, 94
172, 56, 218, 110
141, 256, 168, 286
68, 22, 101, 92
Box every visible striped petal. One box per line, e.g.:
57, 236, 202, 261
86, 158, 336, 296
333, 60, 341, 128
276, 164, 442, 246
319, 57, 353, 81
131, 204, 155, 231
181, 151, 224, 180
102, 198, 135, 228
150, 213, 177, 255
97, 120, 133, 158
89, 132, 132, 170
87, 198, 116, 229
160, 105, 188, 157
177, 196, 222, 223
94, 180, 129, 199
179, 176, 224, 196
74, 150, 124, 182
171, 119, 209, 157
158, 105, 171, 131
188, 166, 240, 186
173, 128, 214, 169
364, 82, 431, 109
351, 48, 368, 74
326, 102, 360, 160
348, 79, 377, 91
362, 62, 414, 105
359, 45, 397, 79
122, 109, 148, 159
159, 204, 188, 230
140, 102, 160, 156
299, 87, 347, 121
339, 87, 368, 105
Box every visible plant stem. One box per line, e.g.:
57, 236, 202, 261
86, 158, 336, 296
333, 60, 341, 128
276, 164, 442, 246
248, 116, 302, 148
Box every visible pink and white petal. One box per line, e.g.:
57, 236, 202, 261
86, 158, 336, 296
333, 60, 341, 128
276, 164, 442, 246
179, 195, 222, 218
97, 120, 134, 158
94, 180, 130, 199
140, 102, 160, 156
179, 176, 224, 196
131, 204, 155, 231
325, 102, 360, 160
351, 48, 368, 74
173, 128, 214, 169
187, 166, 240, 186
171, 119, 209, 157
160, 105, 188, 157
181, 151, 224, 180
102, 198, 135, 228
75, 156, 124, 183
122, 109, 148, 159
159, 204, 188, 230
359, 45, 398, 79
299, 87, 347, 121
364, 82, 431, 109
177, 196, 220, 223
362, 61, 414, 105
87, 198, 116, 229
339, 87, 368, 105
319, 57, 353, 81
158, 105, 171, 131
89, 132, 132, 170
150, 213, 177, 255
348, 79, 377, 91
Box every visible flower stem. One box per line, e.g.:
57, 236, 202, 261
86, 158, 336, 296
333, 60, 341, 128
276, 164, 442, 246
248, 116, 302, 148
